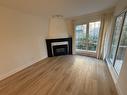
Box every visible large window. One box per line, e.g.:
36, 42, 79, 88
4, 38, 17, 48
75, 21, 101, 52
75, 24, 87, 50
88, 21, 101, 51
109, 14, 124, 64
108, 12, 127, 75
114, 13, 127, 75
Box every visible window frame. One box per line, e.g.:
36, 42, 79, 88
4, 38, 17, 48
106, 9, 127, 76
108, 13, 125, 66
75, 20, 101, 56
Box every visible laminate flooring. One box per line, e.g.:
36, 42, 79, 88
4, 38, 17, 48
0, 55, 118, 95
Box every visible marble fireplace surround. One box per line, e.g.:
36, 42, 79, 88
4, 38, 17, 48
46, 37, 72, 57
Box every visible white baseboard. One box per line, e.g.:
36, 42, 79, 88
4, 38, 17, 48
0, 56, 47, 81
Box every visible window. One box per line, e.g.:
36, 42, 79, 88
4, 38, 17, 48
75, 24, 87, 50
109, 14, 124, 64
75, 21, 101, 52
114, 13, 127, 75
88, 21, 101, 51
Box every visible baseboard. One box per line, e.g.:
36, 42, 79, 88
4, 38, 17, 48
0, 56, 47, 81
105, 59, 123, 95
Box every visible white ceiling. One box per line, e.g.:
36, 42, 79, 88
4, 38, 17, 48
0, 0, 119, 17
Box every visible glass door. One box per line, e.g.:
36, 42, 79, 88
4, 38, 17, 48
75, 21, 101, 53
109, 14, 124, 64
88, 21, 101, 51
107, 12, 127, 75
75, 24, 87, 50
114, 13, 127, 75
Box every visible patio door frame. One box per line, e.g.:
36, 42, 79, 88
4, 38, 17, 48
74, 20, 101, 57
107, 9, 127, 75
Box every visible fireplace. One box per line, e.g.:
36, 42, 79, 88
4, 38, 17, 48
46, 38, 72, 57
53, 45, 68, 56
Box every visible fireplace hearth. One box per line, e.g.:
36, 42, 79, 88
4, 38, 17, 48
46, 38, 72, 57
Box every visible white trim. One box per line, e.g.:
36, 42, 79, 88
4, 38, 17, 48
51, 41, 68, 46
0, 56, 47, 81
51, 41, 69, 56
75, 49, 96, 58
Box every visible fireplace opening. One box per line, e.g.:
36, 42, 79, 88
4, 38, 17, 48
53, 45, 68, 56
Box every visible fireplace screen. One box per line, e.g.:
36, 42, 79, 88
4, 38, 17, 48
53, 45, 68, 56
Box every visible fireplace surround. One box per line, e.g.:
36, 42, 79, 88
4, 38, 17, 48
46, 38, 72, 57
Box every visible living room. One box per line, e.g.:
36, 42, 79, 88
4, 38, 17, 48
0, 0, 127, 95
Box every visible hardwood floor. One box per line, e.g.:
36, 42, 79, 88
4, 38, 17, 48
0, 55, 118, 95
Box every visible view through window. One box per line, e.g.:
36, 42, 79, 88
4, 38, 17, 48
114, 13, 127, 75
75, 21, 101, 52
109, 14, 124, 64
108, 12, 127, 75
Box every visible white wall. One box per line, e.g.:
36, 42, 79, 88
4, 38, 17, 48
0, 6, 48, 80
48, 16, 69, 39
114, 0, 127, 16
114, 0, 127, 95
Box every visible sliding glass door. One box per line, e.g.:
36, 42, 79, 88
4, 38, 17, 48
108, 12, 127, 75
75, 21, 101, 53
109, 14, 124, 64
114, 13, 127, 74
